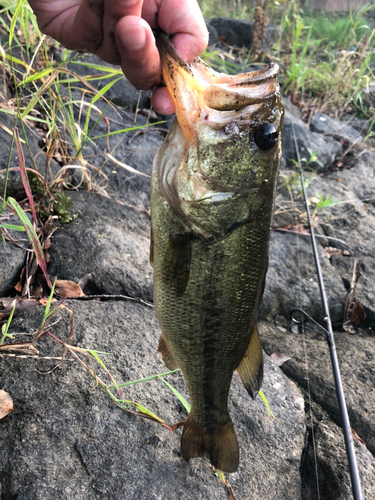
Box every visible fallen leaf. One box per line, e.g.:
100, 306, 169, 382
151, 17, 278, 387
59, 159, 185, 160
270, 352, 291, 367
15, 266, 26, 292
0, 297, 17, 309
39, 297, 57, 306
43, 238, 51, 250
342, 321, 358, 335
349, 300, 366, 327
350, 427, 366, 447
0, 297, 39, 319
78, 273, 95, 295
0, 390, 13, 419
343, 259, 366, 332
324, 246, 342, 258
309, 196, 320, 204
54, 280, 84, 298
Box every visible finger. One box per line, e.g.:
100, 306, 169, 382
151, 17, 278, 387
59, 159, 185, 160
143, 0, 208, 62
28, 0, 104, 52
115, 16, 160, 90
96, 0, 144, 65
151, 87, 176, 115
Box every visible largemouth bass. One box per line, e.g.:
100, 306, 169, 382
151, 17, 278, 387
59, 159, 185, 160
151, 34, 284, 473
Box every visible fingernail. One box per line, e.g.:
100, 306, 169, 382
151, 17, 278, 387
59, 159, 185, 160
119, 25, 146, 51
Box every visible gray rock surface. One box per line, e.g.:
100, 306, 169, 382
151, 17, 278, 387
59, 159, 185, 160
48, 191, 153, 302
0, 302, 305, 500
270, 160, 375, 330
341, 113, 375, 145
205, 20, 220, 46
0, 209, 29, 297
259, 322, 375, 467
300, 403, 375, 500
282, 110, 343, 172
259, 231, 346, 325
209, 17, 280, 50
310, 112, 362, 144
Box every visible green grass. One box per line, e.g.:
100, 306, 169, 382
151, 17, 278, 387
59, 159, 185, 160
198, 0, 253, 19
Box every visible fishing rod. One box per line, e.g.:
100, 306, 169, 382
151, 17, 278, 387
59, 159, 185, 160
291, 122, 363, 500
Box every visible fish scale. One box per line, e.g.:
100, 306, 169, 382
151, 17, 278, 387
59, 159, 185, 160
151, 33, 284, 472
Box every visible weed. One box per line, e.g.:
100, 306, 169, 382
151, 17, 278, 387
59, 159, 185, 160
0, 301, 16, 345
310, 193, 339, 216
282, 15, 321, 96
198, 0, 253, 19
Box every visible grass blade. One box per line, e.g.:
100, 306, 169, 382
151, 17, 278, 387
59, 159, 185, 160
7, 197, 52, 288
158, 375, 191, 413
8, 0, 22, 48
13, 127, 37, 225
0, 224, 25, 231
259, 389, 275, 418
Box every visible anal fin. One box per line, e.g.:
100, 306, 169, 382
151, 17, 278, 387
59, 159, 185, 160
181, 415, 239, 473
158, 332, 179, 370
236, 322, 264, 399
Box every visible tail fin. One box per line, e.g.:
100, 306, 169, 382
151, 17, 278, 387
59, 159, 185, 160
181, 415, 239, 473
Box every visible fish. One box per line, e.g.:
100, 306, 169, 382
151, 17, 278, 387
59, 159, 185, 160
150, 33, 284, 473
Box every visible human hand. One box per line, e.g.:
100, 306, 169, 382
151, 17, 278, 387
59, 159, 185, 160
27, 0, 208, 114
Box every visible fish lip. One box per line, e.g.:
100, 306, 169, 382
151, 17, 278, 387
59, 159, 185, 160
156, 31, 195, 80
157, 32, 279, 88
157, 32, 280, 115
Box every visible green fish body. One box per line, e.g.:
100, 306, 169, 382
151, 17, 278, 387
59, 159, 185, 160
151, 34, 284, 473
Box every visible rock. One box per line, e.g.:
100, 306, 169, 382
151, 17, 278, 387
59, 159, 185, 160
206, 20, 219, 46
271, 162, 375, 330
282, 96, 302, 119
0, 301, 305, 500
0, 209, 28, 297
282, 110, 342, 173
306, 165, 375, 328
260, 231, 346, 325
259, 322, 375, 458
301, 404, 375, 500
209, 17, 280, 50
1, 39, 375, 500
339, 113, 374, 138
310, 112, 362, 144
330, 151, 375, 207
47, 191, 153, 302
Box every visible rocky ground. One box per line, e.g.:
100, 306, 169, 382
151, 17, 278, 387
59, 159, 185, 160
1, 17, 375, 500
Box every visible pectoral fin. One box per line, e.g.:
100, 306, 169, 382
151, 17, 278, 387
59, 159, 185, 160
158, 332, 179, 370
163, 234, 191, 296
236, 322, 264, 399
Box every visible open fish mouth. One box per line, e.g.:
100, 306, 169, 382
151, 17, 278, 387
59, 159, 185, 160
157, 32, 280, 140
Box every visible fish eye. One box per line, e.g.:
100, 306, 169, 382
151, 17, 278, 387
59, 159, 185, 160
254, 123, 278, 150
